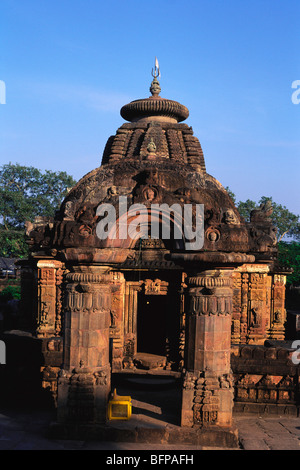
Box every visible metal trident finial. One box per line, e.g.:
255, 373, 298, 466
151, 57, 161, 79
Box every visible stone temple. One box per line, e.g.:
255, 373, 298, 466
3, 69, 298, 446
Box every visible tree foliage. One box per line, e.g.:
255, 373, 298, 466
0, 163, 76, 258
224, 186, 236, 204
278, 242, 300, 286
0, 285, 21, 301
236, 199, 257, 223
0, 230, 29, 258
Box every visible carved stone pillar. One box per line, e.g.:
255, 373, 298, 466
268, 273, 286, 340
246, 272, 268, 344
36, 260, 64, 338
231, 271, 242, 344
178, 272, 187, 371
181, 269, 234, 428
123, 281, 142, 367
240, 272, 249, 343
18, 258, 64, 336
109, 271, 126, 372
57, 266, 112, 425
55, 266, 64, 336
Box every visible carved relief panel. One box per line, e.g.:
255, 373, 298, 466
230, 265, 286, 345
247, 272, 267, 343
143, 279, 168, 295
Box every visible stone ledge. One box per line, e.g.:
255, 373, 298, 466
47, 420, 239, 448
233, 402, 299, 416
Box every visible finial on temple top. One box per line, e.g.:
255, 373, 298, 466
152, 57, 161, 79
150, 57, 161, 96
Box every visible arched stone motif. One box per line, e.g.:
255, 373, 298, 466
98, 205, 187, 250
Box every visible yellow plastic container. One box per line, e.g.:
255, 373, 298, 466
107, 388, 132, 420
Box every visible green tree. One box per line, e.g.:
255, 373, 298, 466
0, 163, 76, 258
278, 242, 300, 286
224, 186, 236, 204
0, 230, 29, 258
236, 199, 257, 223
0, 285, 21, 300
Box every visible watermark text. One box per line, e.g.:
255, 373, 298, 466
0, 80, 6, 104
96, 197, 204, 250
291, 80, 300, 104
291, 340, 300, 365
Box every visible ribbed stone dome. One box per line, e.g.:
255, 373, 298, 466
120, 96, 189, 123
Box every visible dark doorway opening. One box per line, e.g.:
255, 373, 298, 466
137, 293, 168, 356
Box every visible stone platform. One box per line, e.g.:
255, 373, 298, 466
49, 372, 239, 448
48, 416, 239, 449
1, 406, 300, 450
133, 353, 167, 370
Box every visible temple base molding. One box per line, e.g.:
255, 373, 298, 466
48, 419, 239, 448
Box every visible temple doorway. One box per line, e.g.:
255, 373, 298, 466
122, 271, 184, 372
137, 293, 168, 356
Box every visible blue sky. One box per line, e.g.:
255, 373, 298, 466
1, 0, 299, 214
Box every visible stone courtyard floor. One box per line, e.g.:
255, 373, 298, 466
0, 407, 299, 451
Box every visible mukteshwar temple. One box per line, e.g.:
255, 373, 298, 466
1, 68, 298, 447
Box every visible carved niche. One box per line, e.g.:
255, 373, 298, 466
144, 279, 168, 295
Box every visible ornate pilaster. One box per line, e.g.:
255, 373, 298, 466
181, 269, 234, 428
109, 271, 126, 372
55, 266, 64, 336
231, 272, 241, 344
178, 273, 187, 371
268, 274, 286, 340
123, 281, 142, 367
246, 272, 268, 344
36, 260, 64, 338
57, 266, 112, 425
240, 272, 249, 343
233, 264, 274, 345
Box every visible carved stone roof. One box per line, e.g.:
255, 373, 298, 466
101, 84, 205, 171
101, 120, 206, 171
97, 76, 204, 170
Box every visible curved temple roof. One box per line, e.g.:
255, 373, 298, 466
102, 76, 205, 171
